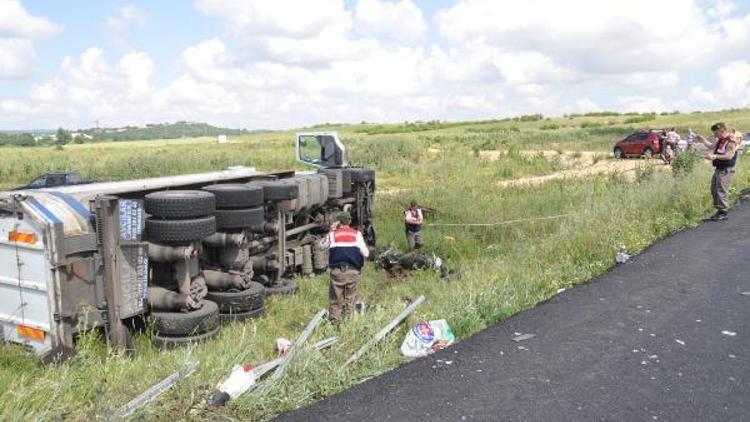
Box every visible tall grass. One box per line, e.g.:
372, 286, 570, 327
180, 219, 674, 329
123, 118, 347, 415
0, 110, 749, 420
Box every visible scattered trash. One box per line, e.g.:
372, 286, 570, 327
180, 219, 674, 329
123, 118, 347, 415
208, 337, 337, 407
445, 360, 453, 365
401, 319, 456, 357
616, 248, 631, 264
275, 338, 293, 356
113, 359, 198, 419
355, 301, 367, 314
262, 309, 327, 388
210, 364, 257, 406
556, 288, 566, 294
721, 330, 737, 337
675, 339, 685, 345
375, 248, 459, 280
345, 295, 426, 367
512, 333, 536, 342
740, 291, 750, 296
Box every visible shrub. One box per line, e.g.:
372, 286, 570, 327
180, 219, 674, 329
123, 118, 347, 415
672, 151, 697, 176
540, 123, 560, 130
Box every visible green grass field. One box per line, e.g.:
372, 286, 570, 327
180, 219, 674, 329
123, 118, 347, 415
1, 109, 749, 420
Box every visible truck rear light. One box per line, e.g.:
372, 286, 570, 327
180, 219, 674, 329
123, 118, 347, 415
9, 231, 37, 244
17, 325, 45, 341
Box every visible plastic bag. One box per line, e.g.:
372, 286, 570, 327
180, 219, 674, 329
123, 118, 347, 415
400, 319, 455, 357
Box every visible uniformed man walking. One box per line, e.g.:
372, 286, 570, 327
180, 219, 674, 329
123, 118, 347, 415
319, 212, 369, 325
404, 200, 424, 251
695, 122, 738, 221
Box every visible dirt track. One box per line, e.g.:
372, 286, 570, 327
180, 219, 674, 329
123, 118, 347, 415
479, 150, 665, 187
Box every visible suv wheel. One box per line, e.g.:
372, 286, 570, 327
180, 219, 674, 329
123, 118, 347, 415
613, 147, 623, 159
642, 147, 653, 159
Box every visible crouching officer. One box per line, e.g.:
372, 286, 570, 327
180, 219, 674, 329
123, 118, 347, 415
404, 200, 424, 251
695, 122, 738, 221
319, 212, 370, 325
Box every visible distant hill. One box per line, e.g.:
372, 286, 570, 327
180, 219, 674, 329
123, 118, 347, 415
80, 121, 261, 141
0, 121, 268, 147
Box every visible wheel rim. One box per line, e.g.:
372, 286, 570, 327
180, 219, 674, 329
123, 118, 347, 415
614, 149, 622, 158
643, 149, 652, 158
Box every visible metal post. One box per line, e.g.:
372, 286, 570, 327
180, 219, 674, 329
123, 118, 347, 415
344, 295, 426, 367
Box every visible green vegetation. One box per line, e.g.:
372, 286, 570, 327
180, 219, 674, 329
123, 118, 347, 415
1, 109, 749, 420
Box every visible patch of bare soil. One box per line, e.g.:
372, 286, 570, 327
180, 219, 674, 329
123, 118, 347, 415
498, 157, 667, 187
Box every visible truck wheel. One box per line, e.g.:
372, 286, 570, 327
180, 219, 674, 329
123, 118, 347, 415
152, 326, 220, 349
205, 282, 265, 313
145, 190, 215, 219
219, 306, 266, 322
151, 300, 220, 336
349, 168, 375, 182
265, 280, 299, 295
203, 184, 264, 209
249, 181, 299, 201
214, 207, 264, 230
146, 216, 216, 243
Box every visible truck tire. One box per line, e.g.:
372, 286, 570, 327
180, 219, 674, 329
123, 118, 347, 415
203, 184, 264, 209
146, 216, 216, 243
249, 181, 299, 201
349, 168, 375, 183
151, 300, 219, 336
205, 282, 265, 313
145, 190, 215, 219
219, 306, 266, 322
265, 280, 299, 295
214, 207, 264, 230
152, 326, 220, 349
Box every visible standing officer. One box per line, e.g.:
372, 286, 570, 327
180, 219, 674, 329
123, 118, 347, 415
319, 211, 369, 325
695, 122, 738, 221
404, 200, 424, 251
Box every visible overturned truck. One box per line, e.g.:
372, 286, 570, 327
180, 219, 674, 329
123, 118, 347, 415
0, 132, 375, 361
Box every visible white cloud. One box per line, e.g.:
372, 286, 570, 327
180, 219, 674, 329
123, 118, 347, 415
0, 0, 60, 79
4, 0, 750, 129
105, 4, 147, 32
355, 0, 427, 43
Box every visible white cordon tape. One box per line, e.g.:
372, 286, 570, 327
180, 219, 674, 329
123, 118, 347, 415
426, 213, 574, 227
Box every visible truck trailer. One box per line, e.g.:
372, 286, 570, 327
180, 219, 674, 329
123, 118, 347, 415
0, 132, 375, 362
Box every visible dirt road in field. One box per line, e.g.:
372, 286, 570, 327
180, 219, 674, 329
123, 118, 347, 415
280, 201, 750, 422
481, 150, 666, 187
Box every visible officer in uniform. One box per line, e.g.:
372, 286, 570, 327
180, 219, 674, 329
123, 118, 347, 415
404, 200, 424, 251
695, 122, 738, 221
319, 211, 369, 325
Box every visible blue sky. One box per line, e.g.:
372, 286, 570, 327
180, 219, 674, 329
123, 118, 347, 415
1, 0, 749, 129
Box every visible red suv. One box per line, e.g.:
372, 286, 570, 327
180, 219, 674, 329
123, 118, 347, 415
613, 130, 663, 159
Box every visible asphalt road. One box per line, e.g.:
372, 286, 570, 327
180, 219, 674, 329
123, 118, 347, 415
280, 202, 750, 422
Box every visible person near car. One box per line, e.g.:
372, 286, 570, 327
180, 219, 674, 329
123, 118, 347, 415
404, 200, 424, 251
666, 128, 681, 148
695, 122, 738, 221
319, 211, 369, 325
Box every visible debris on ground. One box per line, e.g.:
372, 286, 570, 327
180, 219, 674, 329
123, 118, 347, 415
512, 333, 536, 342
275, 338, 293, 356
675, 339, 686, 345
401, 319, 456, 357
208, 337, 338, 407
345, 295, 426, 367
616, 248, 631, 264
375, 247, 460, 280
721, 330, 737, 337
113, 359, 198, 419
262, 309, 327, 387
740, 291, 750, 296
